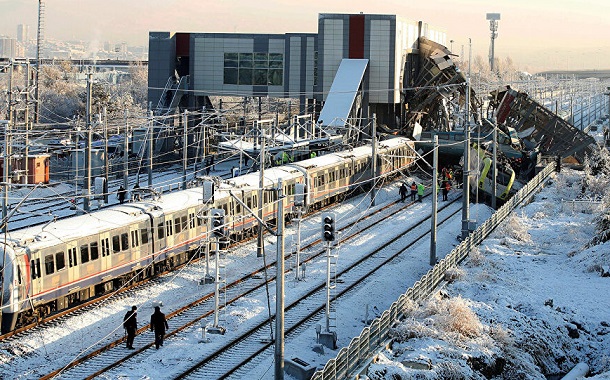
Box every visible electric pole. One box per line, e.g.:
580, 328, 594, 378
84, 69, 92, 212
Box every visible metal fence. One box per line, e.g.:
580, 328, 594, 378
310, 162, 557, 380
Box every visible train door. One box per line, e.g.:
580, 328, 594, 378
99, 232, 112, 272
65, 241, 79, 289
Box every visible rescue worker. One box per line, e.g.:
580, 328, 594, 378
442, 180, 450, 201
410, 182, 417, 201
150, 306, 169, 349
117, 186, 126, 204
123, 305, 138, 349
417, 182, 425, 202
399, 182, 408, 203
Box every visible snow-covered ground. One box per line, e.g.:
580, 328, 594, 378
365, 169, 610, 379
3, 164, 608, 379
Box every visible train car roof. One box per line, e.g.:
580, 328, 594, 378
3, 203, 153, 252
227, 166, 302, 190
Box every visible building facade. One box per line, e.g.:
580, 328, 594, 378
148, 13, 446, 127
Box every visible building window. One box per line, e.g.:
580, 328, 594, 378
223, 52, 283, 86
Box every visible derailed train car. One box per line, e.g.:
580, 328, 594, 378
0, 137, 416, 333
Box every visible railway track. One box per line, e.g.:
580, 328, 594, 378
36, 194, 461, 379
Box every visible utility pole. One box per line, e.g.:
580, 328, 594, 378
182, 110, 188, 190
491, 117, 497, 210
257, 121, 265, 257
103, 107, 109, 203
430, 135, 438, 265
461, 39, 472, 240
148, 110, 153, 188
84, 69, 92, 212
274, 179, 285, 380
34, 0, 44, 124
123, 110, 129, 190
1, 63, 11, 230
370, 114, 378, 206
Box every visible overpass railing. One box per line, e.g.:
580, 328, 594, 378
310, 161, 557, 380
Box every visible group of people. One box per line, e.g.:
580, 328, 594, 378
123, 305, 169, 350
399, 178, 452, 203
399, 182, 425, 203
116, 183, 142, 204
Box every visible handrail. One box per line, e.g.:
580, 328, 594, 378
310, 162, 557, 380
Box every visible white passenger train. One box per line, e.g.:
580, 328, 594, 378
0, 137, 415, 333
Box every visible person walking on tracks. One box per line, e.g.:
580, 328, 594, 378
123, 305, 138, 349
150, 306, 169, 349
410, 182, 417, 201
399, 182, 408, 203
417, 183, 425, 202
117, 186, 127, 204
441, 180, 450, 201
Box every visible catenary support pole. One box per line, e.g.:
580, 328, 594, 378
461, 39, 472, 240
274, 179, 285, 380
103, 107, 109, 203
123, 110, 129, 190
371, 113, 378, 206
430, 135, 438, 265
148, 110, 153, 188
182, 110, 188, 190
257, 121, 265, 257
492, 117, 497, 209
84, 69, 92, 212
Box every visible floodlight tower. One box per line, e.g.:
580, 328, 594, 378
486, 13, 501, 72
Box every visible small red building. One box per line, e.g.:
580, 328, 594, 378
0, 154, 51, 184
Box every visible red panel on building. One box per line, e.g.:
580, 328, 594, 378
349, 15, 365, 59
175, 33, 190, 57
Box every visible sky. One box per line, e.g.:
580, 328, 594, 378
0, 1, 609, 74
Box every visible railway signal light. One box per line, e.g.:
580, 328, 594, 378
211, 209, 225, 237
322, 213, 336, 242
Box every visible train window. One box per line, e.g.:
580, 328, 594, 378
131, 230, 139, 248
112, 236, 121, 253
330, 172, 335, 182
141, 228, 149, 244
90, 242, 99, 261
80, 245, 90, 264
121, 233, 129, 251
222, 204, 228, 214
101, 238, 110, 257
181, 216, 188, 230
236, 202, 241, 214
166, 220, 173, 236
55, 252, 65, 271
31, 258, 41, 279
189, 213, 195, 229
44, 255, 55, 275
174, 218, 181, 234
247, 197, 252, 209
157, 222, 165, 239
68, 247, 77, 267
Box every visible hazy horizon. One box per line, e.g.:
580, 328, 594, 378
1, 0, 609, 73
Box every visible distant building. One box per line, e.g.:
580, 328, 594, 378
148, 13, 446, 128
17, 24, 29, 43
0, 36, 16, 58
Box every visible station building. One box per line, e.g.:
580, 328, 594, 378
148, 13, 446, 129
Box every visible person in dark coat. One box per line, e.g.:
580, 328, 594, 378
399, 183, 408, 203
150, 306, 169, 349
117, 186, 127, 204
441, 180, 450, 201
123, 305, 138, 349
